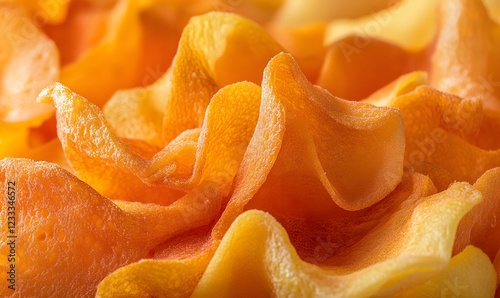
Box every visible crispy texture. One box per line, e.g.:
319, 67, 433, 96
244, 53, 405, 212
97, 178, 485, 297
192, 180, 487, 297
372, 85, 500, 186
38, 83, 183, 204
38, 79, 262, 204
160, 12, 282, 144
0, 158, 220, 297
2, 1, 500, 296
103, 12, 282, 147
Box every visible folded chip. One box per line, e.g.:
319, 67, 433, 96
367, 85, 500, 187
96, 175, 487, 297
0, 158, 221, 297
103, 12, 282, 146
38, 79, 262, 205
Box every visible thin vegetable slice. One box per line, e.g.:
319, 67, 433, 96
375, 86, 500, 186
394, 246, 497, 298
431, 0, 500, 110
160, 11, 282, 143
0, 3, 58, 125
324, 0, 437, 51
317, 36, 427, 100
103, 12, 283, 147
38, 83, 183, 204
148, 81, 262, 194
191, 181, 481, 297
98, 173, 480, 297
0, 158, 221, 297
245, 52, 404, 212
58, 0, 142, 107
39, 80, 261, 204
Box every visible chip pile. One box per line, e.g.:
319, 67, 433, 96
1, 0, 500, 297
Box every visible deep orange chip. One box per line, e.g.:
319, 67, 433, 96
317, 36, 427, 100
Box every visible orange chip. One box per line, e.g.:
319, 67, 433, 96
160, 12, 283, 143
0, 158, 221, 297
38, 83, 185, 204
102, 77, 169, 147
235, 52, 405, 214
39, 80, 262, 204
2, 2, 500, 297
96, 51, 408, 296
317, 36, 427, 100
148, 80, 262, 194
377, 86, 500, 186
96, 174, 484, 297
431, 0, 500, 110
57, 0, 143, 107
4, 0, 71, 24
96, 242, 218, 298
191, 178, 486, 296
0, 3, 58, 125
103, 12, 283, 147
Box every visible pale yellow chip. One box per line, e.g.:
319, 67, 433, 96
324, 0, 437, 51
